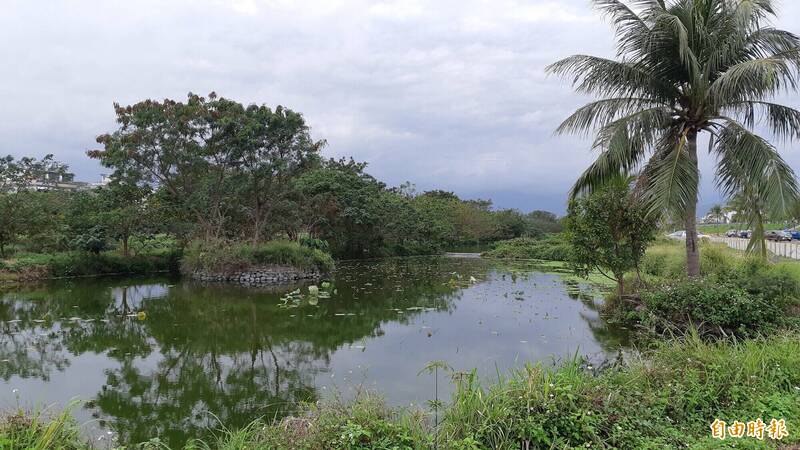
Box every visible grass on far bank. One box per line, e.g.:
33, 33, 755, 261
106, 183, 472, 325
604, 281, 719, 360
5, 333, 799, 449
0, 250, 181, 283
481, 235, 571, 262
181, 240, 334, 275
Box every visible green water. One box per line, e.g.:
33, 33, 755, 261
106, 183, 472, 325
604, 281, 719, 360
0, 256, 627, 446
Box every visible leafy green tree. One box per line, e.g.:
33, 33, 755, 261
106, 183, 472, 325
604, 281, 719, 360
91, 93, 323, 244
493, 209, 529, 240
0, 155, 69, 257
566, 176, 657, 297
96, 182, 153, 256
549, 0, 800, 277
236, 105, 324, 242
293, 158, 386, 257
525, 210, 563, 234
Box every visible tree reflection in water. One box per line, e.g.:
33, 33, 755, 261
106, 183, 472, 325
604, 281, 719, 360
0, 257, 626, 446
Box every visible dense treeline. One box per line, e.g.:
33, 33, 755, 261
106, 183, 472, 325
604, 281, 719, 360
1, 93, 561, 263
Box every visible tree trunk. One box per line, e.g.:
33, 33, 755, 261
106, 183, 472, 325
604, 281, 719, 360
122, 235, 129, 257
616, 274, 624, 299
685, 132, 701, 278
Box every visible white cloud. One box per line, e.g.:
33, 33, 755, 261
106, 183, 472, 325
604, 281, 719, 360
0, 0, 797, 213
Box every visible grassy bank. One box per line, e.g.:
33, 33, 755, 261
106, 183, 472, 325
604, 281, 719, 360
181, 240, 334, 274
0, 249, 181, 283
481, 235, 571, 261
4, 333, 799, 449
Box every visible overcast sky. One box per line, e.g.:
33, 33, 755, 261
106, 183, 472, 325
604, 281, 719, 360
2, 0, 799, 213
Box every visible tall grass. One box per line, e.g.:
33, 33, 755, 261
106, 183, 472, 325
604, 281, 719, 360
0, 403, 86, 450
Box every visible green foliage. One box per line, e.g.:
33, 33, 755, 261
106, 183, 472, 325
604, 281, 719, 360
91, 93, 325, 242
68, 226, 110, 254
635, 280, 785, 338
258, 394, 425, 449
481, 235, 572, 261
621, 240, 800, 338
298, 235, 330, 253
181, 240, 334, 274
565, 177, 657, 294
1, 250, 180, 280
0, 404, 86, 450
6, 335, 800, 448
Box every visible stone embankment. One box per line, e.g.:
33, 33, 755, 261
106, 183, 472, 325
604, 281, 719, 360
188, 265, 324, 286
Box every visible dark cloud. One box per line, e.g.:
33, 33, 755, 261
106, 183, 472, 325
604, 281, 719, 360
1, 0, 798, 214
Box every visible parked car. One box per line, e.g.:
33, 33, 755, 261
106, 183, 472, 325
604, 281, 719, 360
739, 230, 752, 239
766, 230, 792, 241
725, 229, 739, 238
667, 230, 711, 240
785, 229, 800, 240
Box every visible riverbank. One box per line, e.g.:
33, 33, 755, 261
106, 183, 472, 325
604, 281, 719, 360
0, 250, 181, 283
4, 332, 798, 448
0, 240, 336, 286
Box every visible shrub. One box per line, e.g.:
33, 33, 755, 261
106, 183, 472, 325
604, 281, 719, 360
631, 280, 785, 337
181, 240, 334, 274
299, 235, 331, 253
482, 235, 571, 261
69, 226, 110, 254
259, 393, 426, 449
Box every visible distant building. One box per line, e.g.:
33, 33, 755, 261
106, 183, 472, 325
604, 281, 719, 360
92, 174, 112, 188
27, 171, 91, 192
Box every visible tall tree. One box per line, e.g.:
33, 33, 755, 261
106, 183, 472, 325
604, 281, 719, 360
549, 0, 800, 276
90, 93, 322, 243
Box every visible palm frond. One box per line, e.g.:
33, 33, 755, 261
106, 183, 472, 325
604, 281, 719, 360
710, 53, 800, 104
555, 98, 671, 137
723, 101, 800, 141
745, 28, 800, 59
546, 55, 675, 100
714, 119, 799, 216
637, 128, 699, 217
592, 0, 653, 56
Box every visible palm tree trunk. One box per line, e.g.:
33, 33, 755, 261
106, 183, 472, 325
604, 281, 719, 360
685, 131, 701, 278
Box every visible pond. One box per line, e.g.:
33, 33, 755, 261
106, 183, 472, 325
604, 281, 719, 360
0, 256, 628, 447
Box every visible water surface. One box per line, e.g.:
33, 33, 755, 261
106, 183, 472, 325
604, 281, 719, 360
0, 256, 626, 446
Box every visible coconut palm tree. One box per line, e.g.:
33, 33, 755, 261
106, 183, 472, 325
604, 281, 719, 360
549, 0, 800, 276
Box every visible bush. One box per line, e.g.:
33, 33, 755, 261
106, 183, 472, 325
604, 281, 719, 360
181, 240, 334, 274
69, 226, 110, 254
482, 235, 571, 261
633, 280, 785, 337
299, 235, 331, 253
